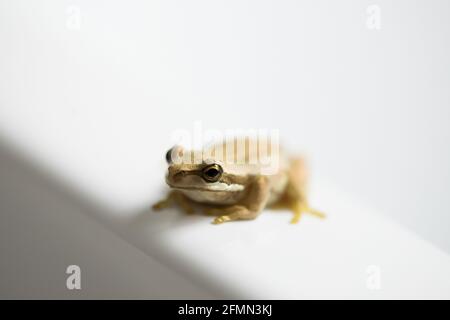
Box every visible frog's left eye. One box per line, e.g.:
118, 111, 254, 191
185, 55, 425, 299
202, 164, 223, 182
166, 146, 184, 164
165, 148, 173, 164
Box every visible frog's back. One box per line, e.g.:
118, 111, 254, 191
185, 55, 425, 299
203, 137, 288, 176
202, 138, 290, 206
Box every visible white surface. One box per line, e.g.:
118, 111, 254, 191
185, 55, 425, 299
1, 0, 450, 298
1, 146, 449, 299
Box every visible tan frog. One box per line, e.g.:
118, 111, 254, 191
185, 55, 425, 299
153, 139, 324, 224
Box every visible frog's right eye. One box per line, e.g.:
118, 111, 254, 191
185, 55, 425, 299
202, 164, 223, 182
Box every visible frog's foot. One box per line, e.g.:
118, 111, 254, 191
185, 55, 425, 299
290, 201, 325, 224
152, 197, 172, 210
210, 205, 258, 224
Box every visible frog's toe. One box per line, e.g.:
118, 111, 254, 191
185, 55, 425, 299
152, 200, 169, 210
290, 212, 301, 224
289, 202, 325, 223
307, 208, 325, 219
212, 215, 231, 224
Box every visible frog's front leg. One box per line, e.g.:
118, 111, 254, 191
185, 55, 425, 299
211, 205, 253, 224
152, 190, 195, 214
211, 176, 271, 224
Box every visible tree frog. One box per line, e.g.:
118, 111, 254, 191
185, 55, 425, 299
153, 139, 324, 224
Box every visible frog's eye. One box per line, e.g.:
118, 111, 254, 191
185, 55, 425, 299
202, 164, 223, 182
165, 148, 173, 164
166, 146, 184, 164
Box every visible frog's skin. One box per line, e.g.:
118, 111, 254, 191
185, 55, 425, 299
152, 139, 324, 224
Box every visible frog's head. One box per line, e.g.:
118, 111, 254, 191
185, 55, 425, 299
163, 146, 246, 192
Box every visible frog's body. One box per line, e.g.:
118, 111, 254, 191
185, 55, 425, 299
153, 139, 324, 224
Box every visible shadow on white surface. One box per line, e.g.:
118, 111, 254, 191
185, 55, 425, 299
0, 143, 217, 299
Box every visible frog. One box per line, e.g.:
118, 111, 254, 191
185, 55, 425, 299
152, 138, 324, 224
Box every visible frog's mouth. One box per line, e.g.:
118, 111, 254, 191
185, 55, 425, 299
167, 182, 244, 192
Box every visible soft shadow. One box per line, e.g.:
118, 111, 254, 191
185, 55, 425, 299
0, 139, 241, 298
